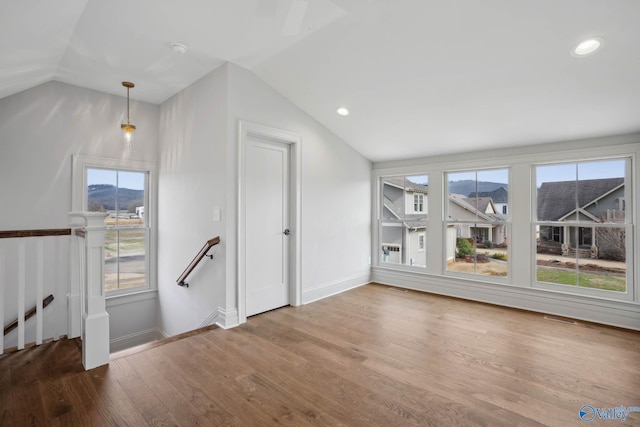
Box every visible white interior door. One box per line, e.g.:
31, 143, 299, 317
245, 136, 290, 316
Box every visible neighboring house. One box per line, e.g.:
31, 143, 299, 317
381, 177, 428, 266
382, 177, 507, 264
445, 194, 508, 261
136, 206, 145, 219
537, 178, 625, 259
448, 194, 507, 244
468, 187, 509, 214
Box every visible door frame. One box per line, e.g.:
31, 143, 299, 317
238, 120, 301, 324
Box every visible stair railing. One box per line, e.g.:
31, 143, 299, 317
0, 228, 71, 354
177, 237, 220, 287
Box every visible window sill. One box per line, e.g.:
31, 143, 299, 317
106, 289, 158, 308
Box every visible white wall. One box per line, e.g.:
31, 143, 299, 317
157, 66, 229, 336
157, 63, 372, 335
227, 63, 372, 305
0, 81, 159, 348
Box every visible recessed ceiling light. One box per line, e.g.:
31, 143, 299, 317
171, 42, 189, 54
337, 107, 349, 116
571, 37, 604, 57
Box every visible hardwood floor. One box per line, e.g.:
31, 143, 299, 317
2, 283, 639, 426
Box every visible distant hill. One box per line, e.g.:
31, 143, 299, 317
88, 184, 144, 211
448, 180, 507, 196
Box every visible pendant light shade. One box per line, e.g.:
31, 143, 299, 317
121, 81, 136, 151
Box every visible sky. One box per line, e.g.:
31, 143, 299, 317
448, 169, 509, 184
406, 160, 625, 187
406, 175, 428, 185
87, 168, 145, 190
536, 159, 625, 186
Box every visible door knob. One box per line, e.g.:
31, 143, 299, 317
283, 229, 290, 235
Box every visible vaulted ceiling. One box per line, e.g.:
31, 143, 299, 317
2, 0, 639, 161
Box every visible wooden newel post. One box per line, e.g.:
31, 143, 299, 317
70, 212, 110, 370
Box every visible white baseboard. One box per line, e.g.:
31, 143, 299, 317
302, 272, 371, 304
372, 268, 640, 331
109, 328, 163, 353
216, 307, 239, 329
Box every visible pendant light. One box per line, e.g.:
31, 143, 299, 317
120, 81, 136, 151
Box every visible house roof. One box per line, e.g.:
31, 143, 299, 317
2, 1, 640, 162
463, 197, 495, 215
382, 178, 427, 228
537, 178, 624, 221
383, 177, 428, 194
468, 187, 508, 203
448, 194, 505, 222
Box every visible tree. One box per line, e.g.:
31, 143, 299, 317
596, 213, 626, 262
456, 238, 474, 257
88, 199, 105, 212
596, 227, 626, 262
128, 199, 144, 213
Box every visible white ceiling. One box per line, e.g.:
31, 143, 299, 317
2, 0, 640, 162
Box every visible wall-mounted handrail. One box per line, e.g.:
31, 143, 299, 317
4, 294, 54, 336
0, 229, 71, 239
177, 236, 220, 287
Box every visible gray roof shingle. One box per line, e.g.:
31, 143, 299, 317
537, 178, 624, 221
468, 187, 508, 203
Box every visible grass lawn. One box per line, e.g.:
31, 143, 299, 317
536, 268, 625, 292
105, 229, 146, 257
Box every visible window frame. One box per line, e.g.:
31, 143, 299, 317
371, 140, 639, 323
444, 168, 511, 281
72, 155, 157, 297
414, 193, 424, 213
377, 173, 429, 272
531, 156, 634, 302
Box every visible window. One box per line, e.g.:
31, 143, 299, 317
380, 175, 428, 268
85, 167, 150, 294
502, 205, 507, 214
414, 194, 424, 212
445, 169, 509, 277
73, 162, 152, 295
534, 159, 630, 296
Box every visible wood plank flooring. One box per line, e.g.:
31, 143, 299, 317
2, 283, 640, 426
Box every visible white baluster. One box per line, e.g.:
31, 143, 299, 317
17, 240, 25, 350
36, 238, 44, 345
0, 242, 4, 354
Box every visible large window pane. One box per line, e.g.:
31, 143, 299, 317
446, 169, 509, 278
117, 229, 146, 290
534, 159, 628, 294
536, 227, 626, 292
380, 222, 427, 267
380, 174, 428, 269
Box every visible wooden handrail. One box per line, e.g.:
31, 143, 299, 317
4, 295, 54, 336
176, 236, 220, 287
0, 229, 71, 239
